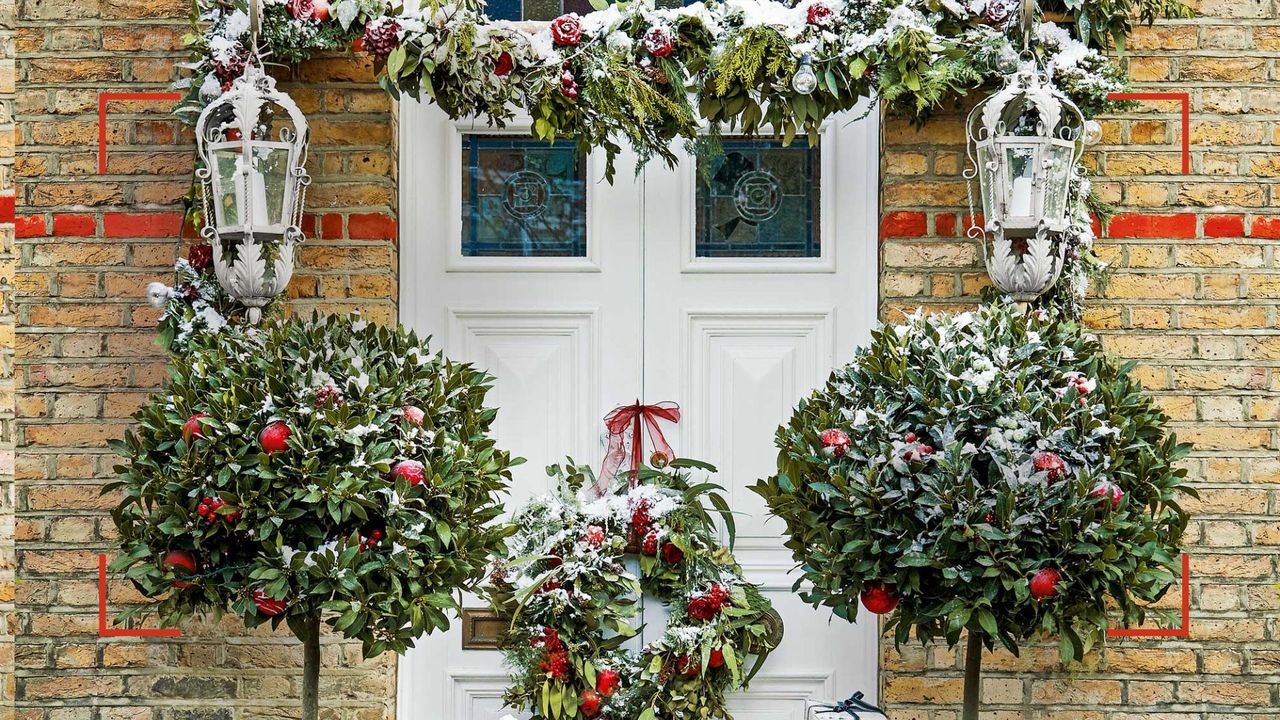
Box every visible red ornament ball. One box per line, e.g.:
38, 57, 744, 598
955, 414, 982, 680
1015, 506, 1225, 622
1030, 567, 1061, 600
253, 587, 288, 616
392, 459, 427, 486
183, 412, 209, 442
579, 688, 601, 717
312, 0, 330, 21
709, 647, 725, 669
1032, 450, 1067, 481
661, 541, 684, 564
162, 549, 198, 588
596, 668, 620, 697
402, 405, 425, 426
259, 422, 292, 454
1089, 481, 1124, 509
860, 582, 899, 615
819, 428, 852, 458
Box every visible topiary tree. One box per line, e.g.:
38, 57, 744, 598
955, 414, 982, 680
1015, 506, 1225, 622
108, 313, 516, 720
752, 301, 1191, 719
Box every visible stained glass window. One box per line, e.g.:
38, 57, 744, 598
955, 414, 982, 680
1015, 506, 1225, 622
695, 138, 821, 258
485, 0, 688, 21
461, 135, 588, 258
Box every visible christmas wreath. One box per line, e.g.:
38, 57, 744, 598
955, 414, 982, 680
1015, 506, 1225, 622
486, 460, 778, 720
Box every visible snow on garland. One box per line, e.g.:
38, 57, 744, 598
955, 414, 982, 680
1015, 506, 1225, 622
175, 0, 1177, 180
485, 460, 778, 720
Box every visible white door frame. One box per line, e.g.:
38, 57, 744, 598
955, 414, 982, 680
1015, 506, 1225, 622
397, 98, 883, 720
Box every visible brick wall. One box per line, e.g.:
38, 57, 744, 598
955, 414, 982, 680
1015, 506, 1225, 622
879, 0, 1280, 716
12, 0, 397, 715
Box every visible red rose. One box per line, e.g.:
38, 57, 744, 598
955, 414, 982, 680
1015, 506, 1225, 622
550, 14, 582, 46
187, 243, 213, 272
643, 26, 674, 57
286, 0, 314, 21
493, 51, 514, 77
687, 595, 716, 621
661, 542, 683, 564
583, 525, 606, 547
806, 2, 834, 26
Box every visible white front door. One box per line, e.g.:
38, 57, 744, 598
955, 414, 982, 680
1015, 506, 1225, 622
397, 100, 880, 720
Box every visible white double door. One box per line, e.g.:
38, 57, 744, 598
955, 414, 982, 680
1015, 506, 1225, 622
398, 99, 881, 720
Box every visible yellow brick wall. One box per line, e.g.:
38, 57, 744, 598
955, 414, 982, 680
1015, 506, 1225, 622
879, 0, 1280, 716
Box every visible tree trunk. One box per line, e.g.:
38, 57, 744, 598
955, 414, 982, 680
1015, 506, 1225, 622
302, 614, 321, 720
962, 630, 983, 720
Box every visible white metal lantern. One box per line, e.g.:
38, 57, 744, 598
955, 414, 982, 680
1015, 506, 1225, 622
964, 55, 1086, 302
194, 57, 310, 323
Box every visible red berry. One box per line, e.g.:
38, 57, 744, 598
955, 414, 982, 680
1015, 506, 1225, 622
562, 85, 578, 99
905, 432, 917, 443
860, 582, 899, 615
183, 413, 209, 442
197, 503, 210, 517
392, 459, 427, 486
162, 550, 198, 588
579, 689, 601, 717
1032, 451, 1067, 482
371, 529, 384, 540
819, 428, 852, 458
1030, 567, 1061, 600
252, 587, 288, 616
259, 422, 292, 454
921, 445, 934, 455
642, 531, 659, 556
709, 647, 725, 668
402, 405, 425, 426
596, 668, 620, 696
661, 542, 684, 564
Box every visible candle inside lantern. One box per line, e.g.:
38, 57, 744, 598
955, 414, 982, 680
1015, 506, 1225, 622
1010, 174, 1033, 217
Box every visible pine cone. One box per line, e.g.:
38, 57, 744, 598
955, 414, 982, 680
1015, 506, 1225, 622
363, 19, 402, 59
643, 64, 670, 86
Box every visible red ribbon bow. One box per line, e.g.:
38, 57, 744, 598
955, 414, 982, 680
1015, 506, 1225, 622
592, 400, 681, 497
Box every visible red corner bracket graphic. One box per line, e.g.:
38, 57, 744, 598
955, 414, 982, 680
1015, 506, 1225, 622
98, 554, 182, 638
98, 92, 185, 175
1105, 92, 1191, 175
1107, 553, 1191, 638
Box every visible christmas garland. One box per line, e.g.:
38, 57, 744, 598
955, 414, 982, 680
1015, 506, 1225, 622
176, 0, 1190, 181
485, 460, 778, 720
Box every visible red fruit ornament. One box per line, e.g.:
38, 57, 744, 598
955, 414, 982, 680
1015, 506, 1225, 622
392, 459, 427, 486
162, 549, 198, 588
253, 587, 288, 616
1032, 451, 1067, 481
402, 405, 425, 426
1030, 567, 1061, 600
643, 25, 674, 57
860, 582, 899, 615
661, 541, 684, 564
676, 654, 701, 676
493, 51, 514, 77
579, 689, 601, 718
819, 428, 851, 458
183, 413, 209, 442
259, 422, 291, 454
583, 525, 606, 547
1089, 481, 1124, 510
312, 0, 330, 21
596, 668, 621, 696
550, 14, 582, 45
709, 647, 725, 668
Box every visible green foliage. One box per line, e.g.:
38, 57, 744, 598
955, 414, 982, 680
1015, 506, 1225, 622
1049, 0, 1196, 51
108, 313, 516, 656
488, 460, 776, 720
752, 302, 1192, 663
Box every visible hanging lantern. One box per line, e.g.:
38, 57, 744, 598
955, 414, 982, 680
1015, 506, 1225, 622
193, 14, 309, 323
964, 1, 1087, 302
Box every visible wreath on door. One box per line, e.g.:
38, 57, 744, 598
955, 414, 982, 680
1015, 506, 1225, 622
486, 459, 780, 720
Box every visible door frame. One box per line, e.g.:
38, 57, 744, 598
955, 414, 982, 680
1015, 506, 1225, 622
396, 98, 884, 720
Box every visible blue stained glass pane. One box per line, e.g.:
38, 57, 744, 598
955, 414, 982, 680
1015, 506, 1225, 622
461, 135, 588, 258
486, 0, 521, 20
695, 138, 821, 258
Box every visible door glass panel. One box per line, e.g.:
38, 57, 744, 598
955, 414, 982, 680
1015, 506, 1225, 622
461, 134, 588, 258
696, 138, 820, 258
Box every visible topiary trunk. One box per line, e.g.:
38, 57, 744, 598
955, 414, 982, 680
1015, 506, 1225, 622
302, 614, 321, 720
962, 631, 982, 720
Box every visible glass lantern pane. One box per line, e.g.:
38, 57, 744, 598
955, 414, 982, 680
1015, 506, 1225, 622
1004, 145, 1037, 218
460, 134, 588, 257
250, 144, 292, 227
212, 147, 243, 228
977, 144, 997, 222
695, 137, 820, 258
1042, 144, 1074, 224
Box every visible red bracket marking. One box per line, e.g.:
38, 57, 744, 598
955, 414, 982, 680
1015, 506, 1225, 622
1107, 553, 1190, 638
1105, 92, 1191, 175
97, 92, 184, 175
98, 554, 182, 637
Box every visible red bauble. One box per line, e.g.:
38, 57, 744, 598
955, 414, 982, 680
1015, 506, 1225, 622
253, 587, 288, 616
583, 525, 606, 547
162, 550, 198, 588
1089, 482, 1124, 510
259, 422, 292, 454
402, 405, 425, 426
596, 668, 620, 696
709, 647, 725, 669
1032, 451, 1067, 481
183, 413, 209, 442
661, 542, 684, 564
493, 51, 514, 77
312, 0, 330, 21
675, 655, 700, 677
860, 582, 899, 615
643, 26, 674, 57
806, 2, 834, 26
392, 459, 427, 486
819, 428, 851, 458
1030, 567, 1061, 600
550, 14, 582, 45
579, 689, 601, 717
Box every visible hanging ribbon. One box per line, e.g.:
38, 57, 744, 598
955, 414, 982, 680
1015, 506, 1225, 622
807, 692, 886, 719
591, 400, 681, 498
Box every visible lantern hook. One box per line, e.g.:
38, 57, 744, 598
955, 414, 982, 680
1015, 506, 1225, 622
1018, 0, 1037, 52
